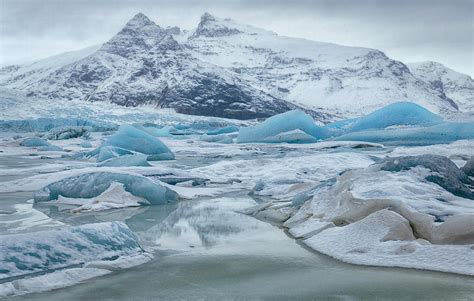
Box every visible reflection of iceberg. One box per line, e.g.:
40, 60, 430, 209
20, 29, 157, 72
0, 222, 147, 281
34, 172, 178, 205
238, 110, 329, 143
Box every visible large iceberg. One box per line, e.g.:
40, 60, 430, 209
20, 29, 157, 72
237, 110, 329, 143
0, 222, 147, 281
101, 125, 174, 160
344, 102, 443, 132
34, 172, 178, 205
332, 121, 474, 145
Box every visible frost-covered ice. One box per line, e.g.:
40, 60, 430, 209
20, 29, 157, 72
34, 172, 178, 205
248, 152, 474, 275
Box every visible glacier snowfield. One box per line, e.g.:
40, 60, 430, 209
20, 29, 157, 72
0, 103, 474, 300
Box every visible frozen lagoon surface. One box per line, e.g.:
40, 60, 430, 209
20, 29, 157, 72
0, 115, 474, 299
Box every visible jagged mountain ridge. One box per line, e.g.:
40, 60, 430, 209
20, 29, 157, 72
0, 12, 471, 120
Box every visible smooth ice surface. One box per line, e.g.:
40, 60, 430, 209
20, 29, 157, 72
98, 154, 151, 167
333, 121, 474, 145
345, 102, 443, 132
0, 221, 144, 280
102, 125, 174, 160
20, 138, 50, 147
33, 172, 178, 205
237, 110, 329, 143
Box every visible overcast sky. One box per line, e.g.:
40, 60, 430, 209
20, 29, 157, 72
1, 0, 473, 76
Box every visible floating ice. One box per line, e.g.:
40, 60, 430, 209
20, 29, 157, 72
332, 121, 474, 145
97, 146, 134, 162
200, 133, 234, 144
206, 125, 239, 135
0, 118, 117, 133
57, 182, 146, 212
34, 172, 178, 205
133, 124, 173, 137
37, 145, 63, 152
20, 137, 50, 147
80, 141, 93, 148
98, 154, 151, 167
102, 125, 174, 160
345, 102, 443, 132
0, 222, 146, 281
237, 110, 329, 143
46, 126, 90, 140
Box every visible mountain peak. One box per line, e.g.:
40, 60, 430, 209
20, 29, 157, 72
192, 13, 271, 38
125, 13, 156, 28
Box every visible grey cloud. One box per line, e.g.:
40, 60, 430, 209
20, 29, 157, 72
0, 0, 472, 75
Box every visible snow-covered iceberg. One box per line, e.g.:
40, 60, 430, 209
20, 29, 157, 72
246, 154, 474, 275
34, 172, 178, 205
45, 126, 90, 140
0, 222, 147, 281
101, 125, 174, 160
237, 110, 329, 143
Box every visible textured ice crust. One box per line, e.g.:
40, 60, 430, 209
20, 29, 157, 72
0, 222, 146, 281
247, 154, 474, 275
45, 126, 90, 140
33, 172, 178, 205
237, 110, 329, 143
0, 117, 117, 133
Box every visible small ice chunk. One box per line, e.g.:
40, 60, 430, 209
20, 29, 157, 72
98, 154, 151, 167
20, 137, 50, 147
97, 146, 134, 162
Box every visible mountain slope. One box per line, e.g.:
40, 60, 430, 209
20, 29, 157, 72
0, 14, 302, 120
186, 13, 460, 118
0, 12, 469, 120
407, 61, 474, 111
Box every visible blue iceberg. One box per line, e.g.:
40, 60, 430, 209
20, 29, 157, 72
98, 154, 151, 167
237, 110, 329, 143
206, 126, 239, 135
34, 172, 178, 205
81, 141, 93, 148
102, 125, 174, 161
0, 222, 144, 281
38, 145, 63, 152
133, 124, 173, 137
346, 102, 443, 132
97, 146, 135, 162
332, 121, 474, 145
20, 137, 50, 147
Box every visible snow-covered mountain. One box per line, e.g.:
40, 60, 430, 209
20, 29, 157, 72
407, 61, 474, 112
0, 12, 471, 120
